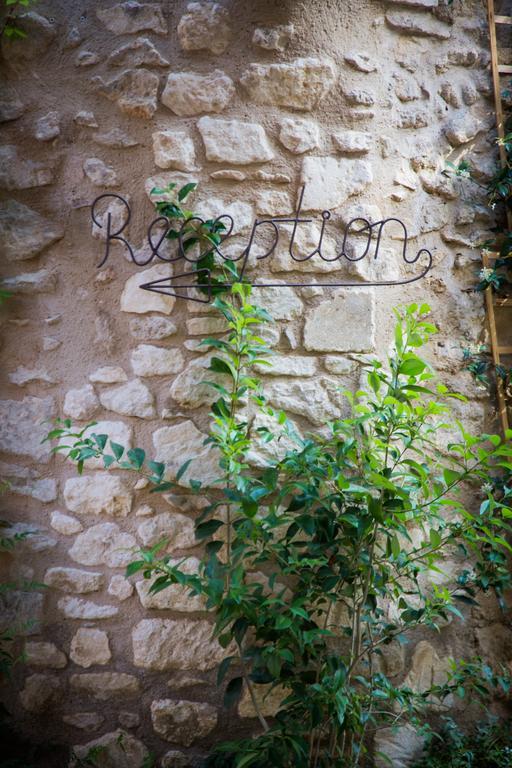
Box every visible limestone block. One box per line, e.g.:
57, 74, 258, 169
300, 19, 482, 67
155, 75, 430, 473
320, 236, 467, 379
63, 384, 99, 420
83, 158, 118, 187
152, 131, 196, 171
252, 24, 294, 51
118, 712, 140, 729
177, 2, 231, 54
75, 50, 100, 67
62, 712, 104, 731
129, 317, 178, 341
0, 462, 56, 503
69, 522, 137, 568
64, 473, 132, 517
332, 131, 371, 154
266, 379, 341, 425
402, 641, 450, 710
374, 725, 424, 768
195, 198, 254, 235
197, 116, 274, 165
121, 264, 176, 315
445, 114, 480, 147
344, 88, 374, 106
44, 567, 104, 594
396, 109, 428, 129
131, 344, 185, 376
9, 366, 56, 386
58, 597, 119, 620
92, 68, 159, 119
70, 628, 111, 668
1, 268, 57, 294
419, 170, 458, 200
51, 511, 83, 535
137, 512, 196, 550
385, 11, 451, 39
1, 12, 56, 64
210, 169, 246, 181
386, 0, 437, 6
20, 674, 61, 712
0, 145, 53, 190
162, 71, 235, 116
34, 111, 60, 141
255, 355, 316, 376
185, 317, 227, 335
93, 128, 138, 148
395, 75, 422, 102
72, 730, 148, 766
279, 117, 320, 154
344, 51, 376, 72
25, 641, 67, 669
324, 356, 357, 375
133, 619, 226, 671
135, 559, 206, 611
89, 366, 128, 384
169, 356, 222, 409
0, 396, 55, 462
153, 421, 219, 487
71, 674, 140, 701
1, 522, 56, 553
108, 575, 134, 601
97, 3, 167, 34
151, 699, 217, 746
476, 623, 512, 662
161, 752, 191, 768
99, 379, 156, 419
0, 84, 25, 122
304, 292, 375, 352
238, 683, 286, 718
240, 57, 336, 111
246, 412, 300, 468
108, 36, 169, 67
300, 156, 372, 210
257, 283, 303, 320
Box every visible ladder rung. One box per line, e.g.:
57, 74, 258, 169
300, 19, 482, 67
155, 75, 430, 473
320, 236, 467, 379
495, 14, 512, 23
498, 346, 512, 355
494, 297, 512, 307
498, 64, 512, 73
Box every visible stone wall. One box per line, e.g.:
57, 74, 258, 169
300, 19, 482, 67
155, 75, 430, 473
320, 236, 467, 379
0, 0, 509, 764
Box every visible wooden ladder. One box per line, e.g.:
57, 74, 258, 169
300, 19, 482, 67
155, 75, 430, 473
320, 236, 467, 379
484, 0, 512, 433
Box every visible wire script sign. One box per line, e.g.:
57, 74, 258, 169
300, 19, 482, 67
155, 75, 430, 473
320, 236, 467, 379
91, 186, 433, 304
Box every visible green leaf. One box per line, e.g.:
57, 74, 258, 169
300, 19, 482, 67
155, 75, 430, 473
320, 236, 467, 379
176, 459, 192, 482
224, 676, 243, 709
217, 655, 235, 686
125, 560, 145, 576
127, 448, 145, 470
110, 441, 124, 461
195, 519, 224, 540
178, 182, 197, 201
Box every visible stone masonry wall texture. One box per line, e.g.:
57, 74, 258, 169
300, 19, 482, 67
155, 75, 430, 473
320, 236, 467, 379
0, 0, 509, 765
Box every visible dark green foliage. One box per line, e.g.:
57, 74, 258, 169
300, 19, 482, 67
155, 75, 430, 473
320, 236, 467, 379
413, 719, 512, 768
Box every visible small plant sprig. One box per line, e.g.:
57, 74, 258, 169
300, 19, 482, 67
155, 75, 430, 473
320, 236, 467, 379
1, 0, 37, 39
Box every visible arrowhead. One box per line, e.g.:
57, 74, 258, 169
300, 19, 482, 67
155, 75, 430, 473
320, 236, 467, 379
139, 268, 212, 303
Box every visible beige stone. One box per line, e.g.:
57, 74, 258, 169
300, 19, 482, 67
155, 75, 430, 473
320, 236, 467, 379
185, 317, 227, 335
118, 711, 140, 729
108, 36, 169, 67
195, 198, 254, 235
89, 366, 128, 384
70, 628, 111, 668
93, 128, 138, 148
1, 268, 57, 295
161, 752, 191, 768
252, 23, 294, 51
108, 574, 134, 601
44, 567, 104, 594
279, 117, 320, 154
72, 729, 148, 768
71, 673, 139, 700
69, 522, 137, 568
304, 292, 375, 352
25, 641, 67, 669
129, 317, 178, 341
333, 130, 372, 154
8, 366, 56, 387
402, 640, 451, 710
131, 344, 184, 376
169, 355, 223, 409
0, 396, 55, 462
97, 3, 167, 35
238, 683, 286, 718
256, 355, 316, 376
374, 725, 424, 768
151, 699, 217, 746
20, 673, 61, 712
121, 264, 176, 315
153, 421, 219, 487
240, 57, 336, 110
197, 116, 274, 165
345, 51, 376, 72
83, 158, 118, 187
300, 156, 373, 210
132, 619, 226, 671
58, 596, 118, 620
0, 145, 53, 190
0, 200, 64, 261
266, 379, 341, 425
152, 131, 196, 171
63, 384, 99, 420
255, 190, 292, 216
386, 11, 450, 39
50, 511, 83, 535
257, 282, 303, 320
324, 356, 357, 375
64, 473, 132, 517
92, 68, 159, 119
99, 379, 156, 419
162, 70, 235, 117
445, 114, 480, 147
135, 559, 206, 611
177, 2, 231, 54
62, 712, 104, 731
137, 511, 196, 550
